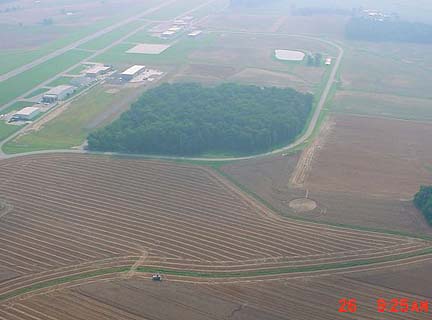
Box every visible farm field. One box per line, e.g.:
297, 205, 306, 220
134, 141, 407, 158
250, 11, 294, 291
0, 154, 430, 303
2, 269, 432, 319
3, 84, 142, 153
305, 114, 432, 199
339, 43, 432, 99
221, 114, 432, 235
332, 91, 432, 121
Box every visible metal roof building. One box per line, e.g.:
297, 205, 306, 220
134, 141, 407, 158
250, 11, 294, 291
85, 65, 112, 77
42, 85, 76, 103
12, 107, 40, 120
121, 65, 146, 80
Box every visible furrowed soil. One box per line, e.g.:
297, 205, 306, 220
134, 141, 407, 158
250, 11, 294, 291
0, 153, 430, 306
221, 114, 432, 235
3, 274, 432, 319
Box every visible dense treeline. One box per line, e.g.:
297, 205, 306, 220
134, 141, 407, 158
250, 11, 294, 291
346, 17, 432, 43
414, 186, 432, 224
88, 83, 313, 156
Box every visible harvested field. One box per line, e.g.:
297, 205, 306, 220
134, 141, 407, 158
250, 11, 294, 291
306, 114, 432, 199
221, 136, 432, 235
0, 153, 431, 303
332, 90, 432, 121
2, 274, 432, 319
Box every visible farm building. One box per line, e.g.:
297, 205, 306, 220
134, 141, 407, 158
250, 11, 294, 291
11, 107, 40, 121
188, 30, 203, 37
42, 85, 76, 103
121, 65, 146, 81
325, 58, 332, 65
85, 65, 112, 77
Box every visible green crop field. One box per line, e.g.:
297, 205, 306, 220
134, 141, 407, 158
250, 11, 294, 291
24, 88, 50, 99
3, 85, 137, 154
0, 49, 92, 106
78, 20, 148, 51
148, 0, 210, 20
94, 34, 217, 66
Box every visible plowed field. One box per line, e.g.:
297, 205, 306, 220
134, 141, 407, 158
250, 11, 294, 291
0, 154, 431, 307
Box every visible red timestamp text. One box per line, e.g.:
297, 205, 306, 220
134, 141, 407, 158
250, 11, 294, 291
338, 298, 429, 314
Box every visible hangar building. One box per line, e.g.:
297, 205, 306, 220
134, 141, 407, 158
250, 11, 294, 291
120, 65, 146, 81
42, 85, 76, 103
11, 107, 40, 121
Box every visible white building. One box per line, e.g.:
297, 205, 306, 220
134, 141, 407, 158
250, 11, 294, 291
161, 30, 176, 39
325, 58, 332, 65
12, 107, 40, 121
120, 65, 146, 81
188, 30, 203, 37
42, 85, 76, 103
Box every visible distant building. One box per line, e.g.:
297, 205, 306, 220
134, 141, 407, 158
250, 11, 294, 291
71, 76, 94, 88
168, 26, 182, 32
161, 30, 176, 39
188, 30, 203, 37
85, 65, 112, 77
42, 85, 76, 103
12, 107, 40, 121
120, 65, 146, 81
325, 58, 332, 65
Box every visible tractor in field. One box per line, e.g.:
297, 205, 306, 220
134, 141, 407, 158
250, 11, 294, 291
152, 273, 162, 281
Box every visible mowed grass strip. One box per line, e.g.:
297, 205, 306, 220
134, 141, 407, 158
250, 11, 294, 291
0, 49, 92, 106
78, 20, 148, 51
0, 122, 24, 142
3, 85, 136, 153
3, 247, 432, 302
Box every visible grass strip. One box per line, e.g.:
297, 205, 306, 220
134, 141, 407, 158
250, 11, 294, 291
3, 248, 432, 302
0, 267, 129, 301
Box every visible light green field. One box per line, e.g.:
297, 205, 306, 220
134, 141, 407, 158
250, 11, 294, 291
46, 76, 74, 87
0, 21, 114, 76
0, 49, 92, 106
95, 34, 217, 66
3, 85, 136, 154
78, 20, 148, 51
148, 0, 210, 20
67, 64, 87, 75
24, 88, 50, 99
0, 122, 24, 142
332, 90, 432, 121
1, 101, 32, 115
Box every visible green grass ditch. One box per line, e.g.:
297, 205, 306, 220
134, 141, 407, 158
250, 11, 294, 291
3, 247, 432, 302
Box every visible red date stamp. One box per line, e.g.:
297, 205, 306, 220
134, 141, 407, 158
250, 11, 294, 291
339, 298, 429, 314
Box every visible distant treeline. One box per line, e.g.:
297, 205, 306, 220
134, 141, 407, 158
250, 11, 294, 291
414, 186, 432, 224
346, 17, 432, 43
88, 83, 313, 156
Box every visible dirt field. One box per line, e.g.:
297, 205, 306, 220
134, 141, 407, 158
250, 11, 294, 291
2, 272, 432, 319
0, 154, 430, 304
305, 114, 432, 199
332, 90, 432, 121
221, 114, 432, 235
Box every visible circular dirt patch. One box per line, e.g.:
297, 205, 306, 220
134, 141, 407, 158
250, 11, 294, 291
289, 198, 317, 213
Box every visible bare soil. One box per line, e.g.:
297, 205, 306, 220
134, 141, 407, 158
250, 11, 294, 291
306, 114, 432, 199
3, 273, 432, 319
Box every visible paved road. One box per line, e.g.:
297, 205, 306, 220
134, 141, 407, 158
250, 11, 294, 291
0, 33, 343, 161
